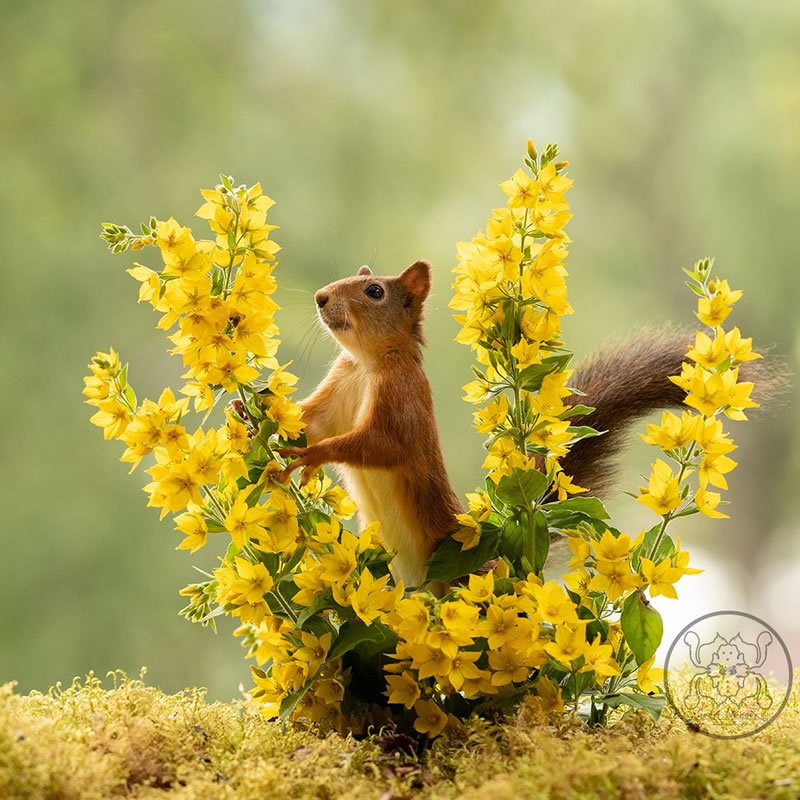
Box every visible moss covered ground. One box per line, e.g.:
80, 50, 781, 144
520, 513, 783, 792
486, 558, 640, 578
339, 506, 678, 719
1, 670, 798, 800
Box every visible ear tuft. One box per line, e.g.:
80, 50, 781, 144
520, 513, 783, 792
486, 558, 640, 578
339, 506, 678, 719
357, 265, 373, 276
398, 260, 432, 303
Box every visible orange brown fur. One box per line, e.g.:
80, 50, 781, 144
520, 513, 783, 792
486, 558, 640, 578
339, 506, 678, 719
278, 261, 463, 585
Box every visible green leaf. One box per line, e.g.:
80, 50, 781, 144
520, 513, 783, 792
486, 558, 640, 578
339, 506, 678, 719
499, 517, 523, 564
542, 497, 610, 520
500, 299, 518, 341
279, 683, 312, 722
566, 425, 605, 444
631, 525, 674, 570
495, 467, 549, 507
621, 590, 663, 664
295, 589, 337, 628
533, 510, 549, 574
596, 692, 666, 722
224, 541, 241, 561
518, 363, 556, 392
329, 619, 396, 661
560, 404, 596, 419
425, 524, 501, 583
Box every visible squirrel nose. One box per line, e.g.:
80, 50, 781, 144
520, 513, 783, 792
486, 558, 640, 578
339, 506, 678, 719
315, 291, 329, 309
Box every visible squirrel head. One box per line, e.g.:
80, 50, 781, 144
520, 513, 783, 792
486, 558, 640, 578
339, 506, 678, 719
314, 260, 432, 359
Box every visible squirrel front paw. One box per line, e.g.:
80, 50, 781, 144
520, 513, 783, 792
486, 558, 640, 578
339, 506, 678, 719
275, 446, 321, 487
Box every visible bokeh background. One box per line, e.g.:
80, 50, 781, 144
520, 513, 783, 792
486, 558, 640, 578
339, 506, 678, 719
2, 0, 798, 700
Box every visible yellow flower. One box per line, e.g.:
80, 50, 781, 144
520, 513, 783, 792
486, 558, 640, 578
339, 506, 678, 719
482, 437, 526, 483
315, 677, 344, 706
499, 168, 539, 208
264, 394, 304, 439
637, 459, 682, 516
322, 485, 357, 519
459, 572, 495, 604
725, 327, 761, 363
465, 490, 492, 522
229, 556, 274, 605
319, 541, 357, 584
537, 162, 572, 208
224, 492, 267, 550
695, 485, 728, 519
528, 419, 572, 457
636, 656, 664, 694
579, 635, 620, 683
640, 556, 683, 599
350, 568, 392, 625
694, 416, 736, 455
545, 624, 587, 666
567, 534, 590, 569
426, 628, 474, 659
673, 538, 704, 578
699, 451, 737, 490
89, 398, 132, 440
144, 457, 204, 518
462, 378, 490, 404
477, 604, 521, 649
174, 509, 209, 553
292, 563, 327, 606
413, 699, 448, 738
589, 559, 642, 602
591, 529, 643, 563
696, 294, 734, 327
531, 581, 580, 626
409, 643, 452, 679
268, 362, 299, 396
293, 631, 331, 676
552, 469, 587, 500
387, 596, 430, 642
641, 411, 701, 450
385, 671, 420, 709
439, 600, 479, 633
534, 674, 564, 714
258, 491, 299, 552
564, 568, 592, 599
486, 237, 523, 282
510, 337, 541, 369
453, 515, 481, 551
473, 394, 509, 434
447, 650, 485, 691
685, 330, 728, 369
155, 217, 194, 259
488, 646, 529, 686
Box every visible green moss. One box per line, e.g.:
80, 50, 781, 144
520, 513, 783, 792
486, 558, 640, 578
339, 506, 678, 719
2, 670, 798, 799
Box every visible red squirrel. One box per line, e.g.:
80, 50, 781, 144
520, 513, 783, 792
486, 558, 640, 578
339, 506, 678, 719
278, 261, 779, 586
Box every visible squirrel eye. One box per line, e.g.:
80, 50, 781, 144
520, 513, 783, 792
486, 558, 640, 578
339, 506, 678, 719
365, 283, 385, 300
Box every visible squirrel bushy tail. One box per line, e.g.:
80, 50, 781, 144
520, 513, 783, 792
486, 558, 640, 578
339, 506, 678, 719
559, 328, 789, 497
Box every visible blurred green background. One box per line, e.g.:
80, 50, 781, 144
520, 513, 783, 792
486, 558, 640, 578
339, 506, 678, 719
2, 0, 798, 700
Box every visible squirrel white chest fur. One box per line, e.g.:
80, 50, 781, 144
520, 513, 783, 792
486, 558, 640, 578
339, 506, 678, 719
308, 358, 428, 586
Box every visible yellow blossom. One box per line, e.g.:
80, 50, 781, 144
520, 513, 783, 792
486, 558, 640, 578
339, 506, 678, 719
413, 699, 448, 737
636, 656, 664, 694
545, 624, 587, 666
385, 671, 420, 708
638, 459, 682, 516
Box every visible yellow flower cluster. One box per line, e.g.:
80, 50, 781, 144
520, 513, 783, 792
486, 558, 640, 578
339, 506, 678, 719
238, 516, 404, 725
450, 141, 586, 534
382, 565, 618, 736
638, 260, 759, 524
84, 154, 765, 739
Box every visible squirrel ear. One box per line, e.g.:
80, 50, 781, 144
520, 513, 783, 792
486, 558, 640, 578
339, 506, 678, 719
398, 260, 432, 303
357, 265, 372, 276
